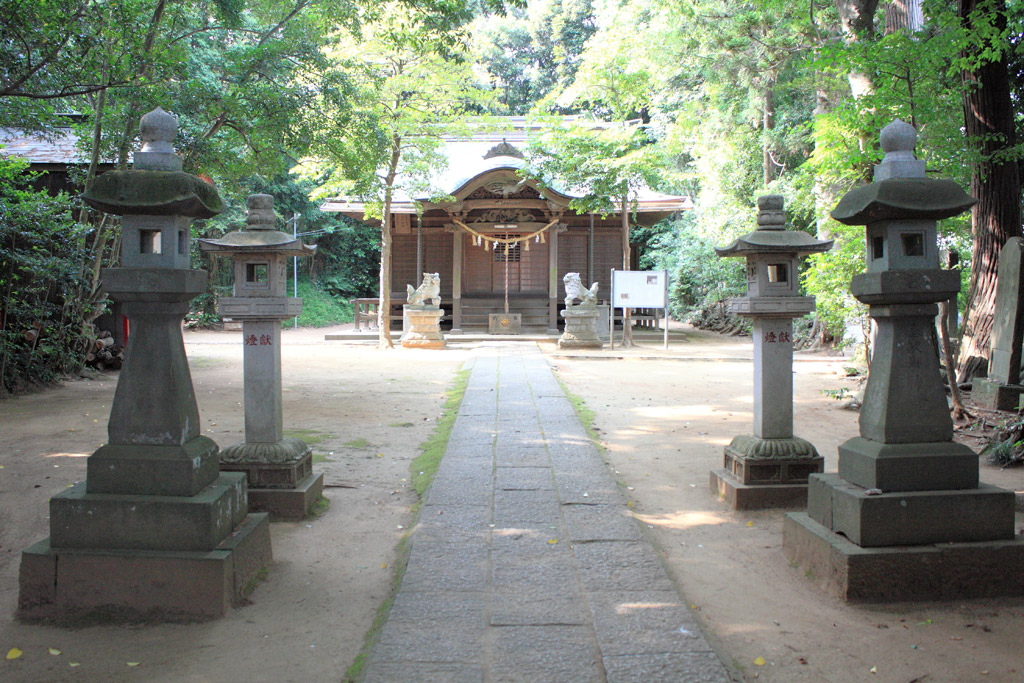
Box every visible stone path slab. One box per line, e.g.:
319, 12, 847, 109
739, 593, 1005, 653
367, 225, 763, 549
362, 344, 731, 683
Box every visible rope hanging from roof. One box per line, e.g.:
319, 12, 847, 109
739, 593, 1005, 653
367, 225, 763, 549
451, 218, 559, 255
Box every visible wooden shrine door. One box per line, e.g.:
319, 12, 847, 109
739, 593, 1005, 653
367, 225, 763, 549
464, 233, 548, 295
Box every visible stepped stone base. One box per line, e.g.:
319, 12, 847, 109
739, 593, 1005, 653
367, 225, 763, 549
710, 435, 822, 510
247, 472, 325, 521
837, 437, 978, 492
401, 306, 446, 348
783, 512, 1024, 602
972, 378, 1024, 411
50, 473, 248, 552
710, 469, 809, 509
558, 307, 602, 349
87, 435, 220, 497
19, 513, 271, 622
807, 473, 1015, 547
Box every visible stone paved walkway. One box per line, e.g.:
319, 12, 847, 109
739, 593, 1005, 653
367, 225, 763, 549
362, 344, 732, 683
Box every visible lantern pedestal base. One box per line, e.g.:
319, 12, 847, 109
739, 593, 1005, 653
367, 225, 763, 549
972, 377, 1024, 411
783, 512, 1024, 602
711, 436, 822, 510
18, 512, 271, 622
246, 473, 325, 521
710, 469, 810, 510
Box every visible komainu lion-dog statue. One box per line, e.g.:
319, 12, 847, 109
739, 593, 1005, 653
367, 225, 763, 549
563, 272, 599, 307
407, 272, 441, 307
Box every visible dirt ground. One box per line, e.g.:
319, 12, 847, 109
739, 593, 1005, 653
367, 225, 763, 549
1, 323, 1022, 682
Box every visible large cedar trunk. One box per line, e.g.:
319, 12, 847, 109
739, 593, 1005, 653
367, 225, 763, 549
834, 0, 879, 99
955, 0, 1022, 382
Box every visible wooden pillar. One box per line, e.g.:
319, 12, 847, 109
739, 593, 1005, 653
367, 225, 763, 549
451, 229, 463, 334
548, 226, 559, 334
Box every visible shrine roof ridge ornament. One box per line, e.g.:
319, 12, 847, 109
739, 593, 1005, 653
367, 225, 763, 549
483, 138, 525, 160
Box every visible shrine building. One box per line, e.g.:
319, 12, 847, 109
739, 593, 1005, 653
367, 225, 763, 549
320, 117, 692, 332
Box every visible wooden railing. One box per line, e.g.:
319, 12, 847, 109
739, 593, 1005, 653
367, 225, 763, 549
351, 298, 379, 331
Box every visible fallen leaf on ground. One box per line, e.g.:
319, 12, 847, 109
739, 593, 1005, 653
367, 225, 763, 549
49, 648, 61, 656
127, 662, 140, 667
6, 648, 22, 660
547, 539, 559, 545
69, 662, 81, 667
746, 521, 754, 527
753, 657, 766, 666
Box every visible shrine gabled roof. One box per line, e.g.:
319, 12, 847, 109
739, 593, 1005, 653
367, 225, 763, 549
1, 127, 88, 164
320, 119, 693, 217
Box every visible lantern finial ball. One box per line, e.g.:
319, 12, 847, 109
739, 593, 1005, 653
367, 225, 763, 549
139, 107, 177, 154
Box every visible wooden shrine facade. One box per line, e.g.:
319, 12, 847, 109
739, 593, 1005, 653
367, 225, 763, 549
323, 127, 691, 331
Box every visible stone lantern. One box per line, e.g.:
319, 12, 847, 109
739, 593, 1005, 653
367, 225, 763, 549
711, 195, 832, 509
784, 119, 1024, 601
199, 194, 322, 519
18, 108, 271, 621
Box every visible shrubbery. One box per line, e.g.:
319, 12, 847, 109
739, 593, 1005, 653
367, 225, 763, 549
0, 160, 98, 394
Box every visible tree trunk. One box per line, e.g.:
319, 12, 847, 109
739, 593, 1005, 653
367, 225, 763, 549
884, 0, 924, 32
762, 87, 775, 187
377, 136, 402, 349
835, 0, 879, 99
620, 193, 633, 347
955, 0, 1022, 382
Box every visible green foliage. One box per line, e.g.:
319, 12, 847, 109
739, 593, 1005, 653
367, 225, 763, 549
668, 226, 746, 317
470, 0, 598, 114
802, 222, 867, 339
288, 277, 353, 328
0, 159, 97, 394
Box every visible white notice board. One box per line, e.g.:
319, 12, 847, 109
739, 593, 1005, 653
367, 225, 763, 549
611, 269, 668, 309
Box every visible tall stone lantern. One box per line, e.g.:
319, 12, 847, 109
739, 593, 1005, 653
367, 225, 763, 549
199, 194, 322, 519
784, 119, 1024, 601
18, 108, 271, 621
710, 195, 832, 509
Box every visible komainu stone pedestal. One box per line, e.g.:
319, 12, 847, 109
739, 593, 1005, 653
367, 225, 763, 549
402, 305, 446, 348
558, 306, 602, 349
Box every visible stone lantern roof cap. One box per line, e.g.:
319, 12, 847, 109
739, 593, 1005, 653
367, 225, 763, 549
715, 194, 833, 257
198, 230, 316, 256
81, 107, 224, 218
198, 193, 315, 257
830, 177, 977, 225
82, 170, 225, 218
831, 119, 977, 225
